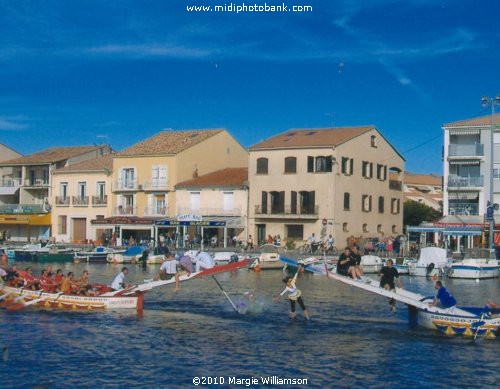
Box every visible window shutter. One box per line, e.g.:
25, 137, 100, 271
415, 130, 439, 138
261, 191, 268, 214
350, 159, 354, 175
309, 191, 315, 213
279, 191, 285, 213
307, 156, 314, 172
326, 156, 333, 172
291, 191, 297, 214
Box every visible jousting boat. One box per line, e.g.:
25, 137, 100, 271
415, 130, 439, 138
0, 259, 250, 313
280, 256, 499, 339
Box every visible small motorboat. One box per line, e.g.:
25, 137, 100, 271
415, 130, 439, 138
360, 255, 383, 273
75, 246, 124, 263
448, 258, 500, 279
249, 244, 282, 270
408, 247, 451, 277
107, 246, 145, 263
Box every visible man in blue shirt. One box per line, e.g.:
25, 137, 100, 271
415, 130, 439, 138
431, 281, 457, 308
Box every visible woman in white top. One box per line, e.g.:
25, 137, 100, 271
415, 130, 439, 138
274, 266, 309, 320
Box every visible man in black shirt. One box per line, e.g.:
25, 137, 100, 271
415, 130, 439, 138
337, 247, 351, 276
379, 259, 402, 312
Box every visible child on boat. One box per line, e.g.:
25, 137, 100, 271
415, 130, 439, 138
274, 265, 310, 320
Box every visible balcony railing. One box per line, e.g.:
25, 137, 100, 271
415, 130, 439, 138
144, 206, 168, 216
0, 178, 22, 188
113, 179, 137, 191
23, 179, 49, 187
113, 206, 137, 216
254, 205, 319, 217
55, 196, 70, 206
448, 203, 479, 216
448, 144, 484, 157
143, 179, 168, 191
176, 207, 241, 216
92, 195, 108, 206
389, 179, 403, 191
72, 196, 89, 206
448, 175, 484, 188
0, 204, 45, 214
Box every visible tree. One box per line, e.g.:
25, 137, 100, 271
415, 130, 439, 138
403, 200, 442, 227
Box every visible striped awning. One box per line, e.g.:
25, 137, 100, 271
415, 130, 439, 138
449, 129, 481, 135
442, 226, 483, 236
407, 226, 444, 233
448, 192, 479, 200
448, 160, 480, 165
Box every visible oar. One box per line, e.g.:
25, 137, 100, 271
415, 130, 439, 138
211, 275, 238, 312
473, 313, 486, 340
23, 292, 64, 307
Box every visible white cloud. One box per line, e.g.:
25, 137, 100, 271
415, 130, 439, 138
85, 44, 213, 59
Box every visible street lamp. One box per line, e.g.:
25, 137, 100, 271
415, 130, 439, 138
481, 95, 500, 252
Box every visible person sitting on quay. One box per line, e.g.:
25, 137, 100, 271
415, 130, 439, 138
430, 280, 457, 309
174, 254, 195, 292
246, 235, 254, 251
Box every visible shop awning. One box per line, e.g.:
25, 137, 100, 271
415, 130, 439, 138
0, 187, 19, 195
406, 226, 444, 233
442, 226, 483, 236
447, 191, 479, 200
449, 129, 481, 135
448, 160, 480, 165
156, 216, 244, 228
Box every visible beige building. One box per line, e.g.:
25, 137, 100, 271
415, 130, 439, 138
0, 145, 111, 242
51, 154, 113, 243
173, 168, 248, 248
92, 129, 248, 244
403, 172, 442, 211
248, 127, 405, 247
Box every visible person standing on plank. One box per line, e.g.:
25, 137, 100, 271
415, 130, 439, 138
274, 265, 310, 320
379, 259, 402, 313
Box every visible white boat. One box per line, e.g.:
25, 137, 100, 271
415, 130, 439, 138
360, 255, 383, 273
447, 258, 500, 279
408, 247, 451, 277
386, 258, 415, 275
249, 244, 282, 270
75, 246, 124, 263
212, 252, 240, 264
107, 246, 145, 263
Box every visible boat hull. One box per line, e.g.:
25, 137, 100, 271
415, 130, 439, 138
408, 265, 443, 277
33, 253, 75, 262
448, 265, 500, 279
0, 285, 141, 311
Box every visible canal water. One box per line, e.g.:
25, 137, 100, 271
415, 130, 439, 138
0, 262, 498, 388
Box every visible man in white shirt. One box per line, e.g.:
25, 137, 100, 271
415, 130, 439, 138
194, 251, 215, 272
110, 267, 129, 291
158, 254, 177, 280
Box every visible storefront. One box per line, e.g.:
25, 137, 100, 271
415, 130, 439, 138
90, 216, 156, 246
0, 213, 51, 242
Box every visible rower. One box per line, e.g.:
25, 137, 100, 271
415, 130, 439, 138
110, 267, 129, 291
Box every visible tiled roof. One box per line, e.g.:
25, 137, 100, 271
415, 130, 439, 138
176, 168, 248, 189
118, 129, 224, 156
249, 126, 374, 150
404, 172, 442, 186
1, 146, 102, 165
443, 114, 500, 128
53, 154, 114, 174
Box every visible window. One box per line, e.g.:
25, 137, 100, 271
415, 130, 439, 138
299, 191, 316, 214
362, 195, 372, 212
378, 196, 384, 213
362, 161, 373, 178
344, 192, 350, 210
270, 191, 285, 214
256, 158, 268, 174
341, 157, 354, 175
371, 135, 377, 148
363, 223, 369, 233
60, 182, 68, 199
290, 191, 297, 214
391, 198, 400, 214
377, 224, 382, 233
284, 157, 297, 173
392, 225, 397, 234
121, 168, 135, 189
151, 165, 168, 188
58, 215, 67, 234
376, 164, 387, 180
494, 163, 500, 179
223, 192, 234, 211
189, 192, 200, 211
343, 222, 349, 232
97, 182, 106, 199
78, 182, 86, 198
494, 132, 500, 144
308, 156, 332, 173
261, 191, 268, 214
286, 225, 304, 240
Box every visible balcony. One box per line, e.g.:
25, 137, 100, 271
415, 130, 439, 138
72, 196, 89, 206
448, 144, 484, 158
23, 179, 49, 188
113, 206, 137, 216
113, 179, 137, 191
176, 207, 241, 216
55, 196, 70, 206
144, 206, 168, 216
448, 175, 484, 189
92, 195, 108, 206
143, 179, 168, 191
254, 205, 319, 219
0, 204, 45, 214
389, 179, 402, 191
0, 178, 22, 188
448, 203, 479, 216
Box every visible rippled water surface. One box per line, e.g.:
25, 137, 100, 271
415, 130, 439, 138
0, 262, 498, 388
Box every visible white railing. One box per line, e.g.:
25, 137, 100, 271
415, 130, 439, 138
114, 179, 137, 191
176, 207, 242, 216
144, 206, 168, 216
143, 179, 168, 190
113, 206, 137, 215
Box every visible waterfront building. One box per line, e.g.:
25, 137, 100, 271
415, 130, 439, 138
403, 172, 442, 211
0, 145, 111, 242
91, 129, 248, 245
441, 114, 500, 249
51, 154, 113, 243
248, 126, 405, 247
168, 167, 248, 248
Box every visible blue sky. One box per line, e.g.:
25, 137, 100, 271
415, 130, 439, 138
1, 0, 499, 174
